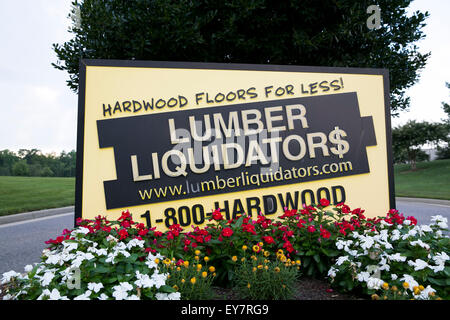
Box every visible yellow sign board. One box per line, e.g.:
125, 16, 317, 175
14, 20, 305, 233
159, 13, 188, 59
75, 60, 395, 230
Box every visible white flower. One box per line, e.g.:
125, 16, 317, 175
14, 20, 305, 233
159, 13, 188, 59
135, 271, 154, 289
24, 265, 33, 273
388, 253, 406, 262
98, 293, 109, 300
420, 225, 433, 233
407, 259, 428, 271
1, 270, 21, 284
155, 292, 181, 300
410, 239, 430, 250
430, 215, 448, 229
433, 252, 449, 266
390, 229, 401, 241
335, 256, 349, 266
112, 282, 134, 300
391, 274, 398, 280
327, 267, 337, 278
366, 277, 384, 290
71, 226, 90, 235
40, 271, 55, 286
88, 282, 104, 293
416, 285, 436, 300
399, 274, 419, 291
126, 238, 145, 250
74, 290, 92, 300
360, 236, 374, 250
428, 264, 445, 273
48, 288, 69, 300
357, 271, 370, 282
151, 272, 167, 289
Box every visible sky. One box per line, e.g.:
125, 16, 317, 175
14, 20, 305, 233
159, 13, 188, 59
0, 0, 449, 155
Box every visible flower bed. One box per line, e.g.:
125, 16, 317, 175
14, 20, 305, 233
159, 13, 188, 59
1, 201, 449, 300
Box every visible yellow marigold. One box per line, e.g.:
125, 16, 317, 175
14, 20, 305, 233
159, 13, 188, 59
296, 260, 301, 265
202, 271, 208, 278
258, 242, 263, 247
197, 264, 202, 270
382, 282, 389, 290
247, 283, 251, 289
176, 267, 181, 271
204, 256, 210, 262
242, 245, 248, 251
232, 256, 238, 262
264, 265, 269, 270
257, 264, 263, 270
252, 267, 257, 273
277, 249, 284, 255
194, 256, 200, 261
209, 266, 216, 273
190, 277, 196, 285
413, 287, 420, 295
241, 257, 245, 262
195, 250, 201, 256
163, 258, 171, 265
251, 255, 257, 261
213, 273, 216, 277
274, 267, 280, 273
183, 261, 189, 268
391, 285, 398, 292
181, 279, 185, 283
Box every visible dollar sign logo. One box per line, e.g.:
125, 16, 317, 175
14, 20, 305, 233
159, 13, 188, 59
329, 126, 350, 159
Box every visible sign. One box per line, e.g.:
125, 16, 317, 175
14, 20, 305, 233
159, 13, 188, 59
75, 60, 395, 230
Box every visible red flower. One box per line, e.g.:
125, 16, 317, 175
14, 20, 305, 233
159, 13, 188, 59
242, 223, 256, 235
283, 240, 294, 253
307, 225, 316, 233
319, 198, 330, 207
222, 227, 234, 237
406, 216, 417, 225
320, 226, 331, 239
118, 210, 131, 221
118, 229, 128, 240
212, 209, 224, 221
262, 236, 275, 244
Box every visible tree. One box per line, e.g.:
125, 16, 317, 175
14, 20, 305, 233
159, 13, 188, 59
392, 120, 448, 170
436, 82, 450, 159
52, 0, 429, 116
12, 161, 30, 176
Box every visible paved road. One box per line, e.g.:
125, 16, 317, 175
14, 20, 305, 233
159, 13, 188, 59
1, 199, 449, 275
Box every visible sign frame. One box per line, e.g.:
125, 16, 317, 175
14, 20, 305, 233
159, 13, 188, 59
74, 59, 396, 227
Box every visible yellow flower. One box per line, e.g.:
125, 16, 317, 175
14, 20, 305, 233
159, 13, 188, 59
194, 255, 199, 261
176, 267, 181, 271
242, 245, 248, 251
183, 261, 189, 268
257, 264, 263, 270
163, 258, 171, 265
252, 267, 257, 273
418, 285, 425, 291
173, 285, 179, 291
251, 255, 257, 261
277, 249, 284, 256
204, 256, 210, 262
197, 264, 202, 270
202, 271, 208, 278
209, 266, 215, 273
382, 282, 389, 290
402, 282, 409, 289
232, 256, 238, 262
274, 267, 280, 273
181, 279, 185, 283
264, 251, 270, 257
195, 250, 201, 256
413, 286, 420, 295
252, 245, 260, 253
190, 277, 196, 285
295, 260, 301, 265
213, 273, 216, 277
241, 257, 245, 262
391, 285, 398, 292
247, 283, 251, 289
258, 242, 263, 247
371, 294, 380, 300
154, 258, 160, 264
282, 284, 286, 289
264, 265, 269, 270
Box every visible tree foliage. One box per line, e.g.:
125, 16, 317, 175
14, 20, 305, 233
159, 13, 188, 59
0, 149, 76, 177
392, 121, 448, 170
52, 0, 429, 116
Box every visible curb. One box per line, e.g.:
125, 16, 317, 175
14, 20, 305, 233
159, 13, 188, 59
396, 197, 450, 206
0, 206, 74, 226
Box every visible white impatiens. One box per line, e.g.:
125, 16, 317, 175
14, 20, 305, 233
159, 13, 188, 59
1, 222, 180, 301
328, 217, 448, 300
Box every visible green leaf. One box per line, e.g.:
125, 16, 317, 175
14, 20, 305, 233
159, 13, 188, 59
313, 254, 320, 263
160, 285, 176, 293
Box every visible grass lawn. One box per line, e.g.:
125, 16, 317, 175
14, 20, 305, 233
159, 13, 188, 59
0, 176, 75, 216
394, 159, 450, 200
